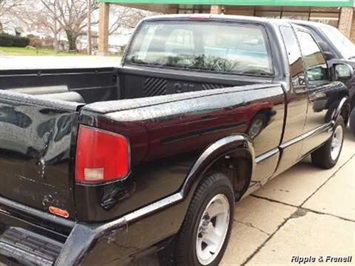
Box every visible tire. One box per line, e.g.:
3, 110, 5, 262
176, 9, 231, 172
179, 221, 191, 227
350, 108, 355, 137
311, 117, 345, 169
175, 173, 234, 266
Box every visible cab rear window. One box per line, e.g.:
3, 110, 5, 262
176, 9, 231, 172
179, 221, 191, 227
125, 21, 273, 76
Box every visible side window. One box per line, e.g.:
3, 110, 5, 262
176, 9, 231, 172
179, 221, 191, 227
296, 30, 329, 85
280, 26, 306, 88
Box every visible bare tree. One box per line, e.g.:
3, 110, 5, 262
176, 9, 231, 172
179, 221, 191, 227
41, 0, 98, 51
17, 0, 62, 52
0, 0, 22, 17
86, 0, 92, 54
0, 0, 23, 32
109, 6, 149, 35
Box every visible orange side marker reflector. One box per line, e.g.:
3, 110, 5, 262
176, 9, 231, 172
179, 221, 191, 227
49, 206, 69, 218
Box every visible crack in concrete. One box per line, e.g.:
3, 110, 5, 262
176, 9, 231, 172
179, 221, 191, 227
240, 209, 297, 266
300, 153, 355, 208
301, 206, 355, 223
240, 204, 354, 266
251, 194, 355, 222
241, 154, 355, 265
251, 194, 298, 208
234, 220, 270, 236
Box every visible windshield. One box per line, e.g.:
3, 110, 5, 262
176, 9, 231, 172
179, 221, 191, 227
125, 21, 273, 76
320, 25, 355, 60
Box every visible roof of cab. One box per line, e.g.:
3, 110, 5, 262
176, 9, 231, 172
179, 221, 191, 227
139, 14, 316, 35
282, 19, 331, 28
141, 14, 293, 27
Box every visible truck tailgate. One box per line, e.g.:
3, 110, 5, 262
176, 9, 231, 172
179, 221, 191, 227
0, 91, 81, 220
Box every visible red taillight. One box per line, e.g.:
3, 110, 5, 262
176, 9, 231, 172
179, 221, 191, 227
75, 125, 129, 184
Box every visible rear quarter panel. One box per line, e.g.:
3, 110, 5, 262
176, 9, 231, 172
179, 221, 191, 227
75, 83, 285, 222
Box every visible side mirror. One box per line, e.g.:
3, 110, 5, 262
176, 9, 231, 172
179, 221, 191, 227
323, 51, 336, 61
334, 63, 354, 80
318, 41, 336, 60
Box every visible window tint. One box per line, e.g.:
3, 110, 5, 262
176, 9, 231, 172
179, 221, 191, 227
126, 21, 273, 76
279, 26, 306, 88
296, 30, 328, 85
320, 25, 355, 59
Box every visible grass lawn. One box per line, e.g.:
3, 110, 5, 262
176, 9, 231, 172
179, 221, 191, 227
0, 46, 88, 56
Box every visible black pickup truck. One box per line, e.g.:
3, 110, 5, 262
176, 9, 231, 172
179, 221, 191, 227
0, 15, 353, 266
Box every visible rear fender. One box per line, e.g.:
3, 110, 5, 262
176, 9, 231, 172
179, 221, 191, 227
180, 134, 255, 199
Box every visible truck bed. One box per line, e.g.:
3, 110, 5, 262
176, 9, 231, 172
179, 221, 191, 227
0, 66, 280, 223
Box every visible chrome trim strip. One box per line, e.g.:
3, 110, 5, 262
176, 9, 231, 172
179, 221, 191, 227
93, 193, 183, 233
255, 148, 279, 164
0, 196, 75, 229
124, 193, 183, 223
280, 122, 333, 150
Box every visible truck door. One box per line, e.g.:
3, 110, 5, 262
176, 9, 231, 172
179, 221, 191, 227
295, 29, 334, 156
274, 26, 309, 175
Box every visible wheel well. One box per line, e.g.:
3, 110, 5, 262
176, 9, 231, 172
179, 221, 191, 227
339, 96, 351, 123
326, 94, 351, 123
208, 150, 252, 201
326, 93, 348, 109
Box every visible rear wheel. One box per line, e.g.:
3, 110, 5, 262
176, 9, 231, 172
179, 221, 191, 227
311, 117, 345, 169
175, 173, 234, 266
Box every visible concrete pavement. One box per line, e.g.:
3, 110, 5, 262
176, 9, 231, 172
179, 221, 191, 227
221, 128, 355, 266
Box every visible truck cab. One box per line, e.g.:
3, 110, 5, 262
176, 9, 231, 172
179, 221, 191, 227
290, 20, 355, 129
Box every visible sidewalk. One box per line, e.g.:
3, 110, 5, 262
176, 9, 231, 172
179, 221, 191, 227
221, 128, 355, 266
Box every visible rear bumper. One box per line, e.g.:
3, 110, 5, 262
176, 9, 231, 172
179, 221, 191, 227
55, 217, 129, 266
0, 193, 188, 266
0, 210, 128, 266
0, 196, 73, 266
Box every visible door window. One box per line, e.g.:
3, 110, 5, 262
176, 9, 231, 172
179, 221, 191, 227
280, 26, 305, 88
296, 30, 329, 86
